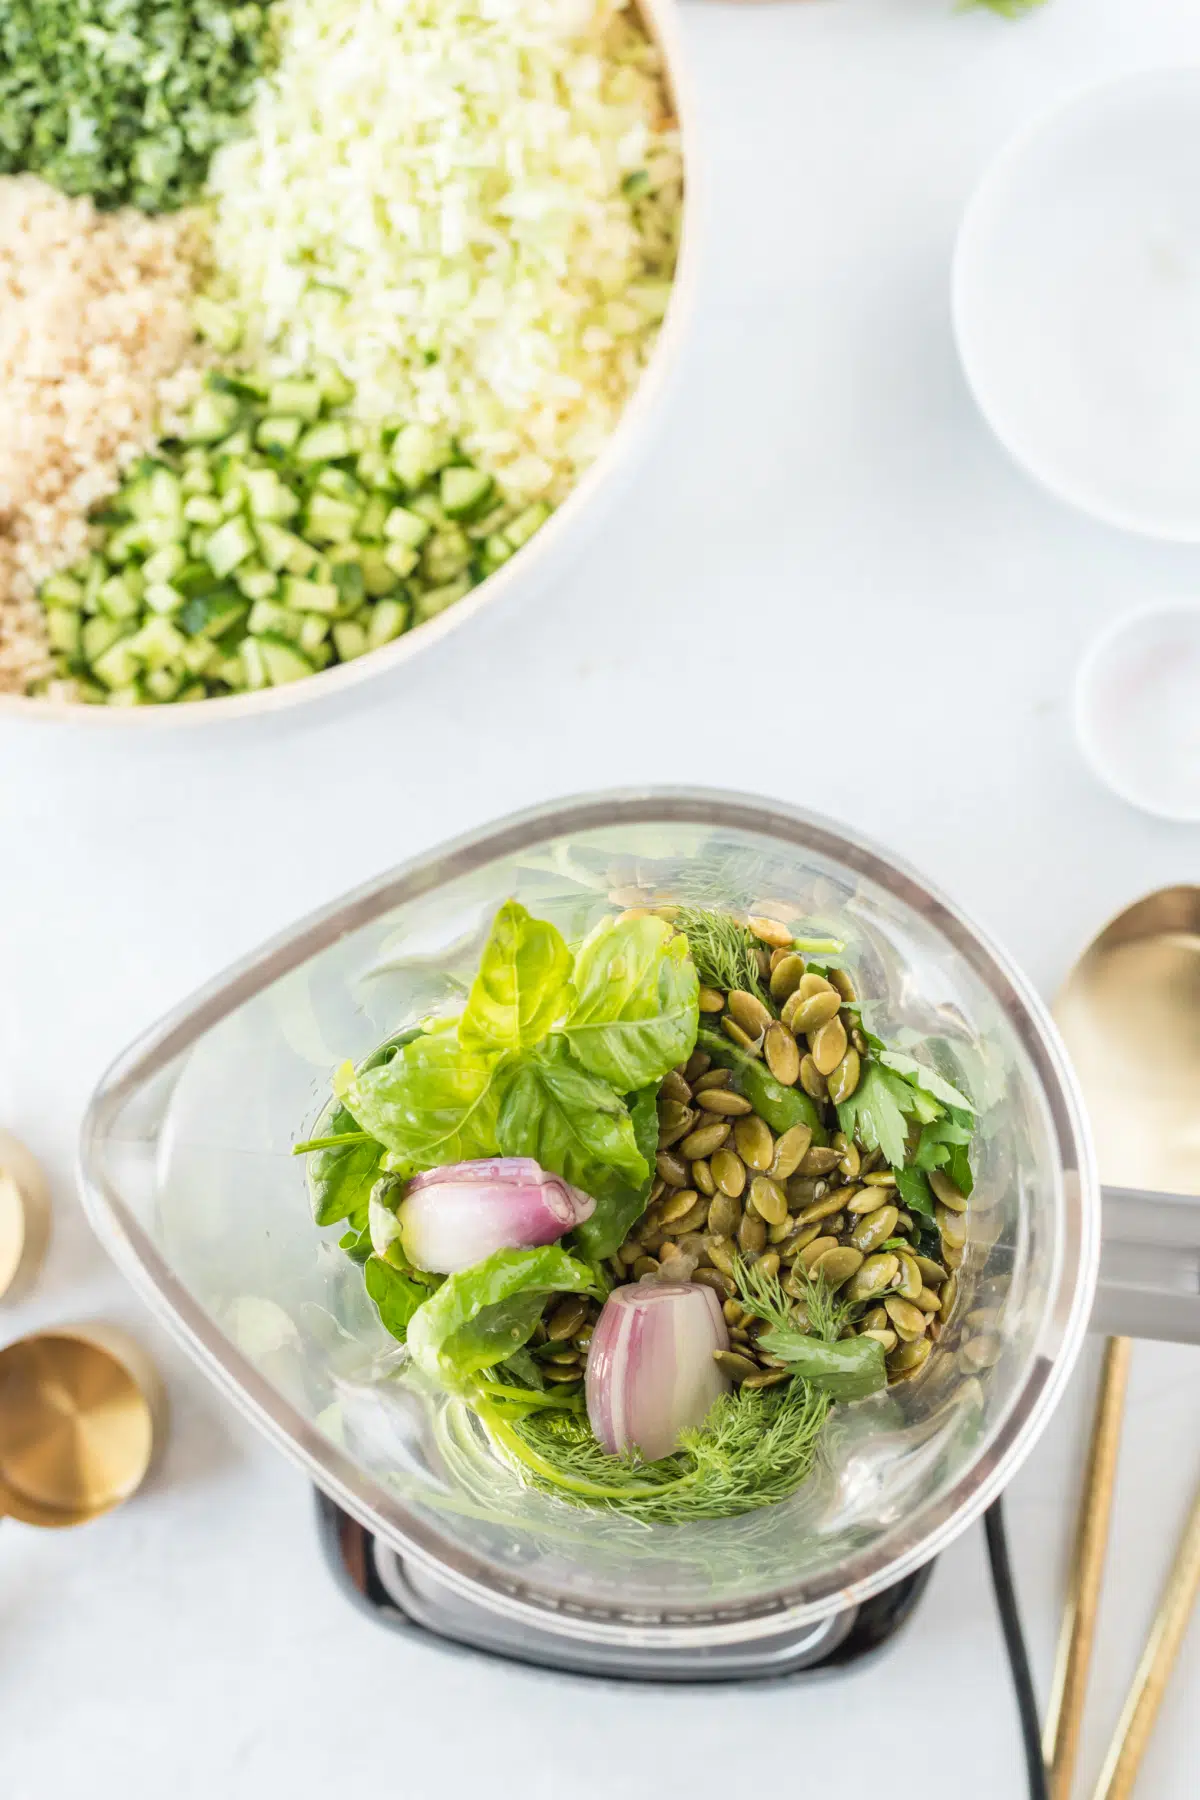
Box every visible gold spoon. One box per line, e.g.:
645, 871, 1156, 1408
0, 1324, 163, 1526
1046, 886, 1200, 1800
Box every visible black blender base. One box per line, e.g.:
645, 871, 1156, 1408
314, 1490, 934, 1683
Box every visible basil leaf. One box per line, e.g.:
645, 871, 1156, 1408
893, 1166, 936, 1221
755, 1326, 886, 1399
341, 1030, 502, 1169
569, 1082, 661, 1261
459, 901, 573, 1055
308, 1104, 386, 1228
562, 914, 699, 1090
878, 1051, 975, 1115
364, 1254, 429, 1344
407, 1246, 600, 1385
495, 1040, 649, 1196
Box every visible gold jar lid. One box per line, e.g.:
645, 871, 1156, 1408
0, 1131, 50, 1302
0, 1323, 164, 1527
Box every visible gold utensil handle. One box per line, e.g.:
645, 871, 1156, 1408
1043, 1336, 1132, 1800
1090, 1477, 1200, 1800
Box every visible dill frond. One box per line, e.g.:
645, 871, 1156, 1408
673, 906, 772, 1008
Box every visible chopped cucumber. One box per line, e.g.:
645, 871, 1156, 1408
144, 583, 185, 616
45, 608, 81, 654
186, 390, 241, 444
331, 620, 368, 661
505, 502, 551, 549
382, 541, 419, 579
415, 576, 472, 621
40, 573, 84, 608
282, 575, 340, 615
305, 492, 359, 543
383, 505, 430, 548
92, 635, 141, 690
298, 613, 331, 656
256, 415, 304, 454
98, 574, 141, 620
360, 549, 399, 597
440, 466, 494, 520
205, 517, 257, 578
295, 422, 353, 463
258, 633, 315, 685
367, 597, 409, 649
193, 298, 243, 354
82, 615, 125, 663
267, 379, 324, 421
236, 568, 280, 602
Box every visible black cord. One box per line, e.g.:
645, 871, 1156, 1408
984, 1497, 1049, 1800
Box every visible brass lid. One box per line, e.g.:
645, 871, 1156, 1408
0, 1131, 50, 1302
0, 1323, 164, 1527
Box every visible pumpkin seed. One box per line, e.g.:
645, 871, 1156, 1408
915, 1286, 942, 1314
738, 1213, 767, 1255
655, 1150, 689, 1187
742, 1368, 790, 1390
962, 1333, 1002, 1371
755, 1251, 782, 1281
844, 1252, 899, 1304
728, 989, 773, 1039
834, 1134, 861, 1180
546, 1296, 589, 1340
683, 1049, 711, 1084
862, 1305, 889, 1331
826, 1047, 861, 1103
544, 1367, 584, 1385
694, 1266, 734, 1298
680, 1120, 731, 1159
706, 1236, 737, 1275
929, 1170, 968, 1213
632, 1256, 660, 1279
574, 1326, 594, 1351
722, 1017, 761, 1055
887, 1336, 931, 1379
884, 1296, 928, 1341
707, 1192, 742, 1238
697, 1088, 754, 1118
799, 1055, 828, 1100
849, 1203, 899, 1252
793, 989, 842, 1034
747, 1175, 789, 1226
731, 1115, 773, 1173
693, 1068, 733, 1094
795, 1189, 846, 1226
810, 1015, 848, 1076
617, 1242, 640, 1267
660, 1069, 692, 1105
722, 1299, 746, 1327
798, 1145, 841, 1176
541, 1345, 582, 1366
778, 1222, 823, 1261
748, 915, 794, 949
692, 1159, 716, 1197
780, 990, 804, 1032
659, 1186, 701, 1225
829, 968, 858, 1003
714, 1349, 760, 1384
657, 1102, 696, 1148
795, 971, 836, 1002
942, 1241, 964, 1272
768, 946, 791, 973
754, 947, 773, 983
711, 1148, 747, 1198
897, 1254, 924, 1302
936, 1204, 967, 1250
939, 1273, 958, 1320
862, 1170, 897, 1188
810, 1245, 864, 1288
862, 1327, 898, 1353
698, 986, 726, 1013
768, 1215, 795, 1243
769, 1122, 813, 1181
764, 1022, 801, 1086
852, 1028, 869, 1055
769, 954, 807, 1002
799, 1234, 840, 1271
914, 1255, 947, 1286
845, 1187, 889, 1220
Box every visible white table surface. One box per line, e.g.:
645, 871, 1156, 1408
4, 0, 1200, 1793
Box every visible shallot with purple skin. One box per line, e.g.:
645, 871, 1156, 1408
586, 1282, 731, 1463
397, 1158, 595, 1274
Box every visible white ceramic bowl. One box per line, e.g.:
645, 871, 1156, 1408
1075, 599, 1200, 820
2, 0, 695, 727
954, 68, 1200, 541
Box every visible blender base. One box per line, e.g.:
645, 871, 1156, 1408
315, 1490, 934, 1683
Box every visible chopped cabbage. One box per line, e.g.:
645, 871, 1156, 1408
208, 0, 682, 501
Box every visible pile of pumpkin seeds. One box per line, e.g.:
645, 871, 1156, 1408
526, 1293, 604, 1384
609, 912, 967, 1387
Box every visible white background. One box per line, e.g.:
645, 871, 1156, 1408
3, 0, 1200, 1793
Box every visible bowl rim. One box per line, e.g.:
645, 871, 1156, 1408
78, 787, 1100, 1643
2, 0, 698, 727
952, 63, 1200, 543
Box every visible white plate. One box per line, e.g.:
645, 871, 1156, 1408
954, 69, 1200, 541
1076, 599, 1200, 820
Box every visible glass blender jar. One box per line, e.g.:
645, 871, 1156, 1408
79, 790, 1101, 1673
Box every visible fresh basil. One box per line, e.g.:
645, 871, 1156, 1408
309, 1104, 387, 1229
364, 1254, 430, 1344
562, 914, 698, 1091
458, 900, 573, 1055
341, 1030, 502, 1169
753, 1323, 886, 1400
495, 1040, 649, 1198
569, 1082, 661, 1261
407, 1245, 600, 1386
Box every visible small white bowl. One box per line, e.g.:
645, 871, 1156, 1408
1076, 599, 1200, 820
954, 69, 1200, 541
0, 0, 696, 729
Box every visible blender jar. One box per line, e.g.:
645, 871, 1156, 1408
79, 790, 1098, 1649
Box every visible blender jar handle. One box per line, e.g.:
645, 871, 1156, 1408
1094, 1186, 1200, 1344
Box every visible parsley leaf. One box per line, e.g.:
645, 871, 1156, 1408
835, 1061, 916, 1167
877, 1051, 975, 1115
